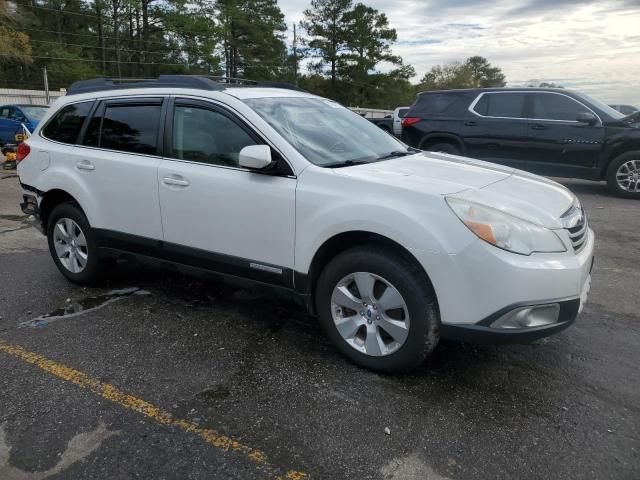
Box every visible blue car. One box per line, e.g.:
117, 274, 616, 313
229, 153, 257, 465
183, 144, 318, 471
0, 104, 49, 146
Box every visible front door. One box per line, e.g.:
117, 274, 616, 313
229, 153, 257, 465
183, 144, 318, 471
157, 98, 296, 287
525, 92, 604, 177
460, 92, 528, 169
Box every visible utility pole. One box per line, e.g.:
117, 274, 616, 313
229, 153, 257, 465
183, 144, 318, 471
43, 66, 50, 104
293, 23, 298, 86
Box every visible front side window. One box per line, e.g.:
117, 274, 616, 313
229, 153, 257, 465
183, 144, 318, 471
83, 102, 161, 155
42, 102, 93, 144
474, 93, 526, 118
244, 97, 408, 167
531, 93, 590, 122
171, 105, 257, 167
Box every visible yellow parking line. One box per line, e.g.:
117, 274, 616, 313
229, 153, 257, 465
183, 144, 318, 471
0, 339, 308, 480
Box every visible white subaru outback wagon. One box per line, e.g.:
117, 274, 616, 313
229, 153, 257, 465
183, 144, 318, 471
17, 75, 594, 371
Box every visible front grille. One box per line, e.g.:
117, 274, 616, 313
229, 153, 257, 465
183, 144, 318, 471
562, 205, 588, 252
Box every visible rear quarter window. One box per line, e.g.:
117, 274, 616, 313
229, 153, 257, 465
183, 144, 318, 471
42, 101, 94, 144
414, 93, 470, 116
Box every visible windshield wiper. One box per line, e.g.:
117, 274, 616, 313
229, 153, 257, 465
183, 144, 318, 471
376, 150, 412, 160
323, 159, 372, 168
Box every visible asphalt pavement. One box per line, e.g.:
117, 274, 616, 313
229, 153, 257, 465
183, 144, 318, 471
0, 168, 638, 480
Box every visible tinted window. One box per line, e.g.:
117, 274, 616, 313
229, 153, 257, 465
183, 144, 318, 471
475, 93, 526, 118
43, 102, 93, 144
398, 108, 409, 118
415, 93, 467, 115
84, 103, 161, 155
531, 93, 590, 121
172, 105, 257, 167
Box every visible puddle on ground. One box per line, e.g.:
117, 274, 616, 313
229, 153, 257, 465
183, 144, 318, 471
20, 287, 151, 328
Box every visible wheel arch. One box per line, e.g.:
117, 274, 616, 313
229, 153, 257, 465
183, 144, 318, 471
602, 148, 640, 180
419, 133, 465, 153
299, 230, 439, 316
40, 189, 86, 231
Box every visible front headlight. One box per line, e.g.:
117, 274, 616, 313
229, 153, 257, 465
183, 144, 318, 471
445, 197, 566, 255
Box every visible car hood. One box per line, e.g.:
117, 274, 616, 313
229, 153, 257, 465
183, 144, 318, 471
334, 152, 575, 228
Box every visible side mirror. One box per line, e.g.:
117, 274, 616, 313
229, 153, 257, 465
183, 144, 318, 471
576, 112, 597, 126
239, 145, 272, 169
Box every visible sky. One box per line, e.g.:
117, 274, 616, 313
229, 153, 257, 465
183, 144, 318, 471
279, 0, 640, 107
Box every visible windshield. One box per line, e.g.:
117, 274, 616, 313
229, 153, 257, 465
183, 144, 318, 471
572, 92, 625, 120
19, 106, 48, 121
244, 97, 409, 167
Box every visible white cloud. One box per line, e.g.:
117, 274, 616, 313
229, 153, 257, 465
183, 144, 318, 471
280, 0, 640, 106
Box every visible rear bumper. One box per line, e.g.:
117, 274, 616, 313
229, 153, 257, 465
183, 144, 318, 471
440, 297, 581, 344
19, 183, 44, 233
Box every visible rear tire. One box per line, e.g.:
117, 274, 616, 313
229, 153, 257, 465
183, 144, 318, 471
315, 246, 439, 372
606, 152, 640, 199
47, 202, 106, 284
424, 142, 461, 155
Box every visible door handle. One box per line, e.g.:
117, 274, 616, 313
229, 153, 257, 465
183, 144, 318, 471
464, 121, 477, 126
162, 175, 190, 187
76, 160, 95, 171
530, 124, 548, 130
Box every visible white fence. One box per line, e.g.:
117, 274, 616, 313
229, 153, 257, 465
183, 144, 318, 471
0, 88, 65, 106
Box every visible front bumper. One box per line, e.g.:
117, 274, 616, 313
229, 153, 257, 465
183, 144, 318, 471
440, 297, 581, 344
412, 225, 595, 343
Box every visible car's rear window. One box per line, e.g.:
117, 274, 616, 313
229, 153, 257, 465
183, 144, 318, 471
42, 101, 93, 144
413, 93, 469, 116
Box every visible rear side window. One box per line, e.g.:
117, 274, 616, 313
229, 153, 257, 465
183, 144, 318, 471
83, 102, 162, 155
414, 93, 468, 116
474, 93, 526, 118
42, 102, 93, 144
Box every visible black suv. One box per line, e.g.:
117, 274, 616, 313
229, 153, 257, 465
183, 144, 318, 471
401, 88, 640, 198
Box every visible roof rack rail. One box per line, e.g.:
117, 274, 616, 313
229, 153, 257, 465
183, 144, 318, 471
67, 75, 305, 95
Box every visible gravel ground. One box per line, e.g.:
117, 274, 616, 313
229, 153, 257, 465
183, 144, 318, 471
0, 169, 638, 480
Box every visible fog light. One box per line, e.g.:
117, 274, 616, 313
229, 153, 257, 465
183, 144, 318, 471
491, 304, 560, 329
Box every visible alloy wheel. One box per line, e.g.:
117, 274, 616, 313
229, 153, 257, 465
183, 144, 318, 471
330, 272, 410, 357
616, 159, 640, 192
53, 217, 88, 273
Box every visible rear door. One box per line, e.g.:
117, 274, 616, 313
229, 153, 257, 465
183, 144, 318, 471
157, 97, 296, 287
460, 92, 528, 168
71, 97, 165, 244
525, 92, 605, 176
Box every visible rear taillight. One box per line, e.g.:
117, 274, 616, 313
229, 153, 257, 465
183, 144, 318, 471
401, 117, 421, 128
16, 143, 30, 162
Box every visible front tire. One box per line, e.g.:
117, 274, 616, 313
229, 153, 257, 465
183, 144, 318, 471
315, 247, 439, 372
47, 202, 106, 284
606, 152, 640, 198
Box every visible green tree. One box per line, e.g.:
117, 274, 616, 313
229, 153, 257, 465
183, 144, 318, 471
465, 55, 506, 87
340, 3, 401, 105
216, 0, 287, 80
301, 0, 352, 95
418, 56, 506, 91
